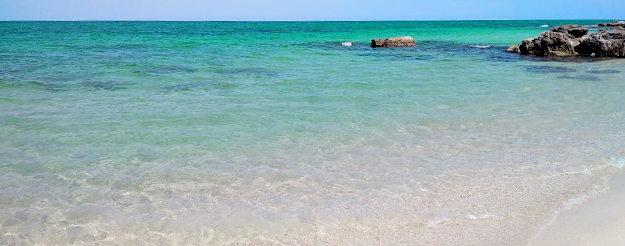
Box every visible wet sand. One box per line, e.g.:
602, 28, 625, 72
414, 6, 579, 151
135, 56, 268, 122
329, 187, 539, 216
527, 171, 625, 246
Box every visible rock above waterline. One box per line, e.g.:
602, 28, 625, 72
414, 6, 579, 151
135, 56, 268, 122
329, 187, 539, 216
551, 24, 589, 38
371, 36, 416, 48
519, 29, 581, 56
598, 20, 625, 27
506, 44, 520, 53
507, 24, 625, 58
575, 30, 625, 57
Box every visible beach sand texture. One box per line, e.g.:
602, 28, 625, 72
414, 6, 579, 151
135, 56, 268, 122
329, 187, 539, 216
528, 171, 625, 246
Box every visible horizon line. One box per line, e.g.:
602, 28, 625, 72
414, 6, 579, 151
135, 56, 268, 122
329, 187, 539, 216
0, 18, 618, 22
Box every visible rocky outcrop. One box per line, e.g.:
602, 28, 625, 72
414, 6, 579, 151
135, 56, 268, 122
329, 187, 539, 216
371, 36, 416, 48
507, 24, 625, 57
575, 30, 625, 57
550, 24, 589, 38
598, 20, 625, 27
518, 29, 581, 56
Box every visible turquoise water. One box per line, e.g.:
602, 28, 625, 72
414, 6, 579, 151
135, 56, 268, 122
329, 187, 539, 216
1, 20, 624, 245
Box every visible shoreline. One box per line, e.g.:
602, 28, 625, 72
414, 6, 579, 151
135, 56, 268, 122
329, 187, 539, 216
527, 170, 625, 246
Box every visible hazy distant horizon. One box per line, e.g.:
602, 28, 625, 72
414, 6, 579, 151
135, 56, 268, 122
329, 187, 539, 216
1, 0, 623, 22
0, 19, 619, 22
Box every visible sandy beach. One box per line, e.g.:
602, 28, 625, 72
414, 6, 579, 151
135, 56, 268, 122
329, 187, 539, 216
527, 170, 625, 246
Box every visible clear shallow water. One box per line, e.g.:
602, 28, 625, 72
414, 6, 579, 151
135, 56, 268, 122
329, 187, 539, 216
1, 20, 624, 245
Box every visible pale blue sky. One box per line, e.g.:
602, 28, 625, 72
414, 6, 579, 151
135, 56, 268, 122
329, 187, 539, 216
1, 0, 623, 21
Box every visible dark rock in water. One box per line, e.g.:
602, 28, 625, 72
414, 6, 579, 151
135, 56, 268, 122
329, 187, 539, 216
371, 36, 416, 48
598, 20, 625, 27
512, 24, 625, 58
575, 30, 625, 57
524, 65, 576, 74
506, 44, 520, 53
586, 69, 621, 74
519, 30, 580, 56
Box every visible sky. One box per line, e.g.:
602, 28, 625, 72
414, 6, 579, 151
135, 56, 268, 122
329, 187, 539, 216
0, 0, 623, 21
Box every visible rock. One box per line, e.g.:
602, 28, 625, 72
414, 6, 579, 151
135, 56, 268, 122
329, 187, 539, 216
512, 24, 625, 58
575, 30, 625, 57
519, 31, 580, 56
551, 24, 588, 38
506, 44, 520, 53
598, 20, 625, 27
371, 36, 416, 48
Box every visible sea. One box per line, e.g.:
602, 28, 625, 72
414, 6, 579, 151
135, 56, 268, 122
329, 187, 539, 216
1, 20, 624, 245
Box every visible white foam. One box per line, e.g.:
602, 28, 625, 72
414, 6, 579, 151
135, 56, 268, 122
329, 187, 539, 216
562, 183, 606, 208
607, 157, 625, 169
472, 45, 491, 49
426, 217, 450, 228
540, 25, 549, 27
580, 156, 625, 175
466, 214, 496, 220
341, 42, 352, 47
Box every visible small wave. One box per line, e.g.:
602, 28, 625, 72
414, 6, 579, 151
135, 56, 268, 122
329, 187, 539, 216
82, 81, 128, 91
144, 65, 197, 75
161, 81, 238, 92
586, 69, 621, 74
466, 214, 496, 220
216, 67, 277, 77
562, 182, 607, 208
540, 25, 549, 28
341, 42, 353, 47
556, 75, 601, 82
471, 45, 491, 49
607, 157, 625, 169
426, 217, 450, 228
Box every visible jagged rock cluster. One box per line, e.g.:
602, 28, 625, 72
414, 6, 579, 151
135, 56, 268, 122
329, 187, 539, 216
598, 20, 625, 28
507, 23, 625, 57
371, 36, 416, 48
